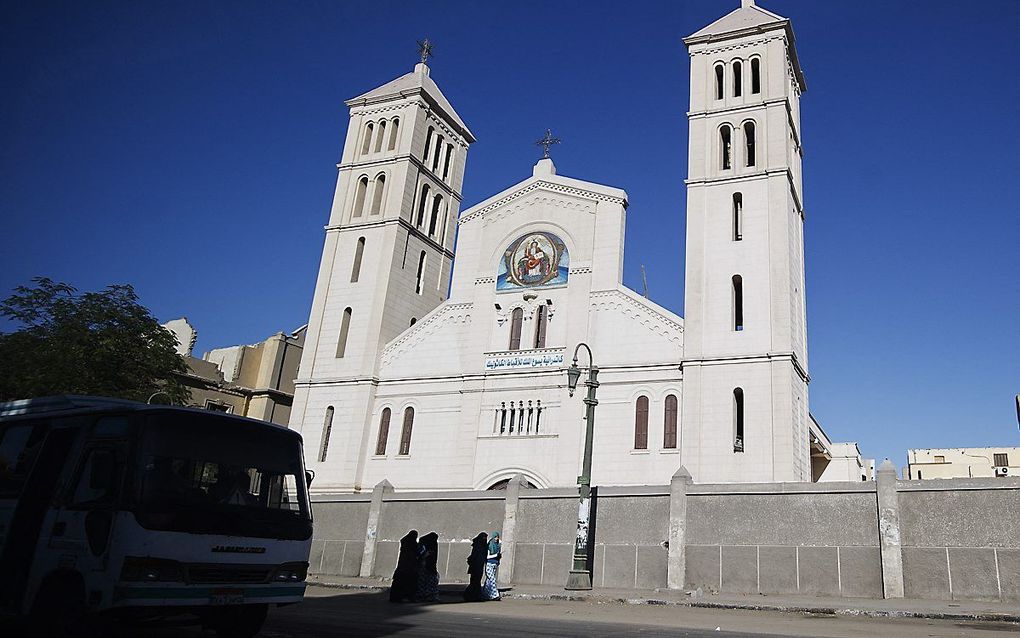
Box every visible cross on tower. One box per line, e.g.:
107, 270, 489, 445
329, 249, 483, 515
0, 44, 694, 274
417, 38, 434, 64
535, 129, 561, 159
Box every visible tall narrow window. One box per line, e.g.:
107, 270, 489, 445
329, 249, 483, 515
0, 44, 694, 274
663, 394, 678, 449
388, 118, 400, 150
415, 251, 426, 294
509, 401, 515, 433
509, 308, 523, 350
733, 388, 744, 452
423, 126, 434, 162
398, 407, 414, 455
732, 193, 743, 241
751, 58, 761, 94
428, 194, 442, 237
499, 402, 507, 434
732, 275, 743, 331
416, 184, 430, 227
353, 176, 368, 218
370, 174, 386, 215
720, 125, 732, 170
439, 207, 450, 247
535, 400, 542, 433
361, 123, 374, 155
374, 120, 386, 153
318, 406, 333, 462
350, 237, 366, 282
375, 408, 391, 456
336, 307, 352, 357
634, 396, 649, 450
442, 146, 454, 180
733, 60, 742, 97
744, 121, 756, 167
533, 304, 548, 348
714, 64, 724, 100
432, 135, 444, 172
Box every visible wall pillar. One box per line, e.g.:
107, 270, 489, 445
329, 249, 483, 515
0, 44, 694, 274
876, 460, 904, 598
499, 473, 529, 586
359, 479, 393, 577
667, 466, 693, 590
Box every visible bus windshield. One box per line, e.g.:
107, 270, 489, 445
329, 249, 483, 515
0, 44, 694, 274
134, 412, 312, 540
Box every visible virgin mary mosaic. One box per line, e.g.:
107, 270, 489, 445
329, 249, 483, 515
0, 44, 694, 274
496, 231, 569, 291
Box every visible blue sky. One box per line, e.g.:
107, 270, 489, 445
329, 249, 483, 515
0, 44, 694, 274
2, 1, 1018, 468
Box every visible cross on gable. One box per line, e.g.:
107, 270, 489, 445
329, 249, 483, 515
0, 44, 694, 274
535, 129, 561, 159
417, 38, 434, 64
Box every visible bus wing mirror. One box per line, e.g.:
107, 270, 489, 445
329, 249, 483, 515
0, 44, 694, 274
305, 470, 314, 487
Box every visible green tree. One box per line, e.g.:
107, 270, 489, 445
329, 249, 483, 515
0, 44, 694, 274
0, 277, 190, 404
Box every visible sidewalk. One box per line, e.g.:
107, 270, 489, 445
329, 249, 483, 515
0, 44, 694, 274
307, 575, 1020, 624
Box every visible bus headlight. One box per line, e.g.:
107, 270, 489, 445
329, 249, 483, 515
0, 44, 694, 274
120, 557, 184, 582
272, 562, 308, 582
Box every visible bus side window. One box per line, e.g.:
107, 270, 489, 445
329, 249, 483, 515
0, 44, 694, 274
71, 449, 118, 506
0, 424, 43, 497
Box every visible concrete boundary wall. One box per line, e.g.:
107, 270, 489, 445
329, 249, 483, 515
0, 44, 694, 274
308, 471, 1020, 602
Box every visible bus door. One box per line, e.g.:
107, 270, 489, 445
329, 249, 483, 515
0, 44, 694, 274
45, 416, 129, 605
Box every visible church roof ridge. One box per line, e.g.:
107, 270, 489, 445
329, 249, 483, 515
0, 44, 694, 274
346, 63, 475, 142
684, 2, 788, 42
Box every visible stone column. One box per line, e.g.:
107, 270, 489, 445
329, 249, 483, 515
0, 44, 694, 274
359, 479, 393, 577
498, 473, 529, 586
876, 460, 904, 598
667, 466, 693, 590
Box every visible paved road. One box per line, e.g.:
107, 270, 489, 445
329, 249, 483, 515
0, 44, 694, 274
39, 585, 1020, 637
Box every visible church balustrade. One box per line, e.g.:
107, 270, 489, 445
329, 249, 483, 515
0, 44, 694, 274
492, 400, 544, 436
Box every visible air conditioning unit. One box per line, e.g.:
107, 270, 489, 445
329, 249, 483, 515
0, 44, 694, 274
994, 466, 1009, 477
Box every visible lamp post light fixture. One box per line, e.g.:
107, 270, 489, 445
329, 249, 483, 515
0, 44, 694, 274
565, 342, 598, 590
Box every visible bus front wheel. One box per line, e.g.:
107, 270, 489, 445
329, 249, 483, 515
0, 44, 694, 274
209, 604, 268, 638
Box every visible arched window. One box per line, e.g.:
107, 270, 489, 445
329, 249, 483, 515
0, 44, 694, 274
533, 304, 548, 348
714, 64, 724, 100
509, 308, 523, 351
336, 307, 352, 357
733, 60, 742, 97
664, 394, 678, 449
720, 125, 732, 170
732, 275, 743, 331
732, 193, 743, 241
733, 388, 745, 452
318, 406, 333, 462
416, 184, 430, 227
375, 407, 390, 456
751, 58, 761, 94
415, 251, 427, 294
353, 176, 368, 218
350, 237, 366, 283
744, 121, 756, 167
428, 194, 443, 237
374, 120, 386, 153
423, 126, 434, 162
370, 174, 386, 215
398, 407, 414, 455
442, 145, 454, 180
634, 395, 649, 450
432, 135, 444, 172
499, 402, 507, 434
361, 123, 374, 155
388, 118, 400, 151
439, 206, 450, 247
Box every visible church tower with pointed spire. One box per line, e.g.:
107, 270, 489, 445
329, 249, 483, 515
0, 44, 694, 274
290, 56, 474, 491
680, 1, 812, 482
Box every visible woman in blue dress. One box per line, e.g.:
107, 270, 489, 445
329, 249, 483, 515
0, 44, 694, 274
482, 531, 501, 600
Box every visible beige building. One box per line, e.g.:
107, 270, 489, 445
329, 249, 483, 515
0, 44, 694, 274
906, 447, 1018, 480
163, 317, 305, 426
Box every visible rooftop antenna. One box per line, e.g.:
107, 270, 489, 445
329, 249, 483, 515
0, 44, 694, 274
640, 265, 649, 298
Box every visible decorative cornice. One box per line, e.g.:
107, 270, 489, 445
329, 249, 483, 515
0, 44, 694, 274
380, 302, 473, 365
460, 180, 620, 225
681, 351, 810, 383
589, 289, 683, 345
691, 34, 782, 57
323, 217, 456, 259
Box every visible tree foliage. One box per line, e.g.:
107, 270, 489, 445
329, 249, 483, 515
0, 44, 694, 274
0, 278, 190, 404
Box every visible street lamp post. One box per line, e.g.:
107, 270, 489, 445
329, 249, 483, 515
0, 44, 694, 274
565, 342, 598, 590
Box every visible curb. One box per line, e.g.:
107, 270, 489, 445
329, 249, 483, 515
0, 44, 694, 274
308, 581, 1020, 624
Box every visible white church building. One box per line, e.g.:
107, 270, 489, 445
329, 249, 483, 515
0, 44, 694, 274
289, 1, 846, 492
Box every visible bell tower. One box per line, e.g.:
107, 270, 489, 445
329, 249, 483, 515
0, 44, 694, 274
290, 53, 474, 491
680, 1, 811, 482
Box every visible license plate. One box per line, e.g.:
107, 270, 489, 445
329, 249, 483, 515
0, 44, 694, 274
210, 589, 244, 605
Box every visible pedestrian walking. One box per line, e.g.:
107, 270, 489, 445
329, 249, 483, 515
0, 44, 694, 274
416, 532, 440, 602
463, 532, 488, 602
390, 530, 419, 602
482, 531, 501, 600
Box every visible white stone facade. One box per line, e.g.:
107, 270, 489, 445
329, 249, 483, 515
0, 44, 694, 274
290, 1, 826, 492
